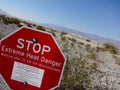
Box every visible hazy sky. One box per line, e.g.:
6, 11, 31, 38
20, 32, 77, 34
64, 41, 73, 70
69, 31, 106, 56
0, 0, 120, 40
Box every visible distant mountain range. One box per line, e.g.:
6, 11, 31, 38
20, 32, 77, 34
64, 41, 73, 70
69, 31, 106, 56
0, 9, 120, 48
0, 9, 10, 16
43, 23, 120, 48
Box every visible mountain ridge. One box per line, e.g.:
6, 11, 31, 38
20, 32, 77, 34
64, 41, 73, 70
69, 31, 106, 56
42, 23, 120, 48
0, 9, 119, 48
0, 9, 10, 16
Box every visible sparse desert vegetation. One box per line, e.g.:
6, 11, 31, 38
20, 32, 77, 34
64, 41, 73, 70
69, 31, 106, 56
103, 42, 119, 54
36, 25, 46, 31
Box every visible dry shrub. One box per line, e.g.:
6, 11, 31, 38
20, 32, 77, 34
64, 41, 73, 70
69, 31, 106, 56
103, 43, 119, 54
36, 25, 46, 31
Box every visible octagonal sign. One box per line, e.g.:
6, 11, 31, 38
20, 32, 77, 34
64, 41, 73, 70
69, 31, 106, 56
0, 27, 66, 90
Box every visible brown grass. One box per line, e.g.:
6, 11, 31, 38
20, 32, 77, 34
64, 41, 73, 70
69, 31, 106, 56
103, 43, 119, 54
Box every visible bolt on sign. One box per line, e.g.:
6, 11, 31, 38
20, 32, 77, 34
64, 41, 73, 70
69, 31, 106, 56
0, 27, 66, 90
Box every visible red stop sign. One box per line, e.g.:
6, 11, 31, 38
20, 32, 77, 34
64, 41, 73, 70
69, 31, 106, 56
0, 27, 66, 90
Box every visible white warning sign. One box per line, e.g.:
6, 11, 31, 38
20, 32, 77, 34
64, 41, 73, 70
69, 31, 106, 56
11, 62, 44, 88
